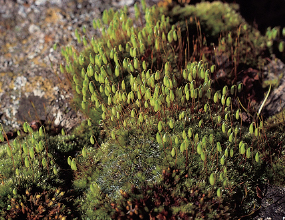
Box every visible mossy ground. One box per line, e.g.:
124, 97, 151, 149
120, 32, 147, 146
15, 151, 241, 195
0, 1, 285, 219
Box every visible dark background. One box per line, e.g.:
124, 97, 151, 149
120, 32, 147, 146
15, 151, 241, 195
184, 0, 285, 35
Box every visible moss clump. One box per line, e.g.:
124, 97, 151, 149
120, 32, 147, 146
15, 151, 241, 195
166, 1, 245, 38
0, 1, 285, 219
55, 1, 285, 218
5, 187, 73, 219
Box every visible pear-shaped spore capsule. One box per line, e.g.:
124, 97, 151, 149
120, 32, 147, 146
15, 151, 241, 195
90, 53, 95, 65
24, 157, 30, 168
115, 65, 120, 77
111, 85, 116, 94
215, 187, 222, 198
133, 47, 137, 57
278, 41, 284, 52
196, 143, 202, 154
91, 39, 97, 51
167, 30, 173, 43
169, 119, 174, 129
114, 52, 119, 64
134, 3, 140, 19
179, 142, 185, 153
221, 95, 226, 105
222, 123, 226, 133
121, 80, 125, 90
101, 53, 107, 65
123, 58, 128, 69
75, 28, 80, 39
240, 143, 245, 154
156, 132, 162, 144
142, 61, 147, 70
29, 147, 35, 159
226, 97, 231, 107
220, 155, 225, 165
107, 95, 112, 105
128, 63, 134, 73
213, 92, 219, 103
249, 123, 254, 134
71, 158, 77, 170
209, 173, 215, 186
131, 109, 135, 118
224, 148, 229, 158
144, 101, 148, 108
162, 32, 166, 42
171, 148, 175, 157
79, 54, 84, 65
222, 85, 228, 96
209, 134, 214, 144
155, 38, 160, 51
158, 121, 163, 132
182, 69, 187, 79
173, 30, 177, 41
236, 109, 240, 120
230, 85, 236, 95
210, 65, 215, 73
134, 58, 139, 69
246, 147, 251, 158
255, 152, 259, 162
39, 126, 44, 136
87, 64, 94, 77
238, 83, 243, 92
101, 111, 106, 120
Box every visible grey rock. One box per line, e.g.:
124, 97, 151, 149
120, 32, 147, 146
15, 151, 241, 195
112, 0, 135, 7
28, 24, 41, 34
254, 184, 285, 220
262, 58, 285, 118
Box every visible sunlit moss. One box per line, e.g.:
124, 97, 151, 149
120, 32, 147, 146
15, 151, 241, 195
0, 1, 285, 219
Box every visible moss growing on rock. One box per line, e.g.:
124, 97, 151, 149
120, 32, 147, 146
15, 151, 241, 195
0, 1, 284, 219
56, 1, 285, 218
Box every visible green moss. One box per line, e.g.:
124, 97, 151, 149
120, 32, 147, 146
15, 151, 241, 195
168, 1, 245, 37
0, 1, 285, 219
54, 2, 285, 218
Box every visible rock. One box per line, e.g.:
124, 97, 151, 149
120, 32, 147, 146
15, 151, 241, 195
254, 184, 285, 220
16, 94, 49, 123
262, 58, 285, 118
28, 24, 41, 34
112, 0, 135, 7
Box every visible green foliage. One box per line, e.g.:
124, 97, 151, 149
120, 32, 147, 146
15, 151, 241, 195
0, 126, 60, 217
0, 120, 91, 219
169, 1, 245, 37
0, 181, 13, 216
163, 1, 285, 88
111, 168, 231, 219
1, 1, 285, 219
57, 1, 285, 218
5, 187, 71, 219
265, 27, 285, 62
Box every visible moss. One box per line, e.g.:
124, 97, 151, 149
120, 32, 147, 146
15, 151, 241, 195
1, 1, 285, 219
167, 1, 245, 37
53, 2, 285, 218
